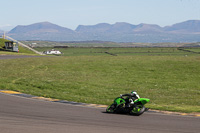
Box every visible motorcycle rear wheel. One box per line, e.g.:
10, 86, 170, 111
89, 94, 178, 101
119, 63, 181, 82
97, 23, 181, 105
106, 104, 116, 113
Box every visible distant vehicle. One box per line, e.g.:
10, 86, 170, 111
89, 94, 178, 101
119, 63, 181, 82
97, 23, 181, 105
4, 41, 19, 52
43, 49, 61, 55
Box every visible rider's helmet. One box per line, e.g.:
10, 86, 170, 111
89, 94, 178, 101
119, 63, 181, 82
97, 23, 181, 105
131, 91, 137, 95
131, 91, 140, 99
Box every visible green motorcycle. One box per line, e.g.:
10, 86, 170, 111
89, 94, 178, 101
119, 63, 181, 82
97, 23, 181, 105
106, 96, 150, 116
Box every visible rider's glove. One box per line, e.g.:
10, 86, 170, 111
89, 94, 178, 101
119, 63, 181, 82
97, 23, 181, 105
120, 94, 122, 97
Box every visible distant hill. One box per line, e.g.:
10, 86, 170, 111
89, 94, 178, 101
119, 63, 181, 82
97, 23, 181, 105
7, 20, 200, 43
8, 22, 76, 41
76, 23, 112, 33
164, 20, 200, 33
133, 23, 163, 33
9, 22, 74, 34
75, 22, 161, 34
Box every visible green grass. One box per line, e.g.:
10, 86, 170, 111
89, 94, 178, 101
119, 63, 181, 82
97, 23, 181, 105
18, 45, 37, 54
34, 47, 198, 56
183, 47, 200, 53
21, 40, 200, 47
0, 38, 8, 49
0, 50, 200, 113
0, 45, 37, 55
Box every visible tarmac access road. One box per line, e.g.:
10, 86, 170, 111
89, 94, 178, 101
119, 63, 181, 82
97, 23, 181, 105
0, 55, 44, 59
0, 93, 199, 133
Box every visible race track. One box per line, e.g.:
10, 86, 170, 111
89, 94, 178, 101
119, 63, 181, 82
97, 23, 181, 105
0, 93, 199, 133
0, 55, 199, 133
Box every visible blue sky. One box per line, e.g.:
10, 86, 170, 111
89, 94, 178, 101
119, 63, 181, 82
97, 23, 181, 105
0, 0, 200, 31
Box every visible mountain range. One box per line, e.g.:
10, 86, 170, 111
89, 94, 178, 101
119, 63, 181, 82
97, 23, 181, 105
5, 20, 200, 43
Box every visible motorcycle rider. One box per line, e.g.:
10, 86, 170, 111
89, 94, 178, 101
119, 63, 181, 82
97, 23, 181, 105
120, 91, 140, 107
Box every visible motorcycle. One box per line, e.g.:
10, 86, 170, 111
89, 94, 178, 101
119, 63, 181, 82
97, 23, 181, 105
106, 96, 150, 116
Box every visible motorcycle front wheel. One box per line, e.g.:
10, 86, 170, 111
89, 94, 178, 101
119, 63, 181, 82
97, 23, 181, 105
130, 104, 145, 116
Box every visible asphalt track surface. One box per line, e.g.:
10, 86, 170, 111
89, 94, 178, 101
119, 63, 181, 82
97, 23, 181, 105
0, 93, 199, 133
1, 55, 200, 133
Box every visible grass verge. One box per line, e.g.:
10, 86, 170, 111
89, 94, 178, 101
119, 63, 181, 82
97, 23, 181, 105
0, 54, 200, 113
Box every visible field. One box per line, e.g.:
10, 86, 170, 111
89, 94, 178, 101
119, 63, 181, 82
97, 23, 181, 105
34, 47, 199, 56
21, 40, 200, 47
0, 47, 200, 113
